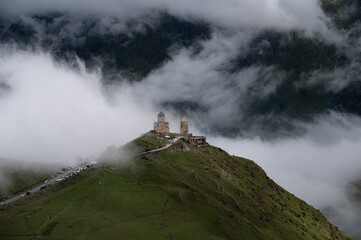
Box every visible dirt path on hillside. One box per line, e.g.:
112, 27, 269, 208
118, 170, 142, 185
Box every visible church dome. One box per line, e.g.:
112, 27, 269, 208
158, 111, 165, 117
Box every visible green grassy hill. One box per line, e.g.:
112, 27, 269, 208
0, 134, 355, 240
123, 132, 170, 153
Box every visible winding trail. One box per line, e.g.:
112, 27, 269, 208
137, 136, 183, 156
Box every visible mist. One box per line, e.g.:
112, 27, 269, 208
0, 47, 155, 165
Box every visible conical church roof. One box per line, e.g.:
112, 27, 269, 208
158, 111, 165, 117
181, 115, 188, 121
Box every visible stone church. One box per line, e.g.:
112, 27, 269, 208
153, 111, 170, 134
153, 112, 207, 147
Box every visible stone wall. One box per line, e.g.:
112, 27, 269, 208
154, 122, 169, 134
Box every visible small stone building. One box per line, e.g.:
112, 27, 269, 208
189, 136, 207, 148
154, 111, 170, 134
180, 116, 189, 136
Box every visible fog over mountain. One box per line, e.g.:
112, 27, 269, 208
1, 0, 361, 238
0, 0, 329, 31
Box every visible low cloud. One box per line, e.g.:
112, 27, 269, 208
0, 47, 154, 165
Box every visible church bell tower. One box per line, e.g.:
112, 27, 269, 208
180, 116, 189, 136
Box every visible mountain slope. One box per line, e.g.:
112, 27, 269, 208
0, 13, 211, 80
0, 134, 354, 239
321, 0, 361, 29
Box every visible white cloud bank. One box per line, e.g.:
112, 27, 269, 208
0, 48, 154, 164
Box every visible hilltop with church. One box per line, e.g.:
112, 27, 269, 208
0, 113, 353, 240
153, 111, 207, 147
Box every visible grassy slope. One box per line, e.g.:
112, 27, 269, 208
0, 135, 355, 240
122, 132, 169, 153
